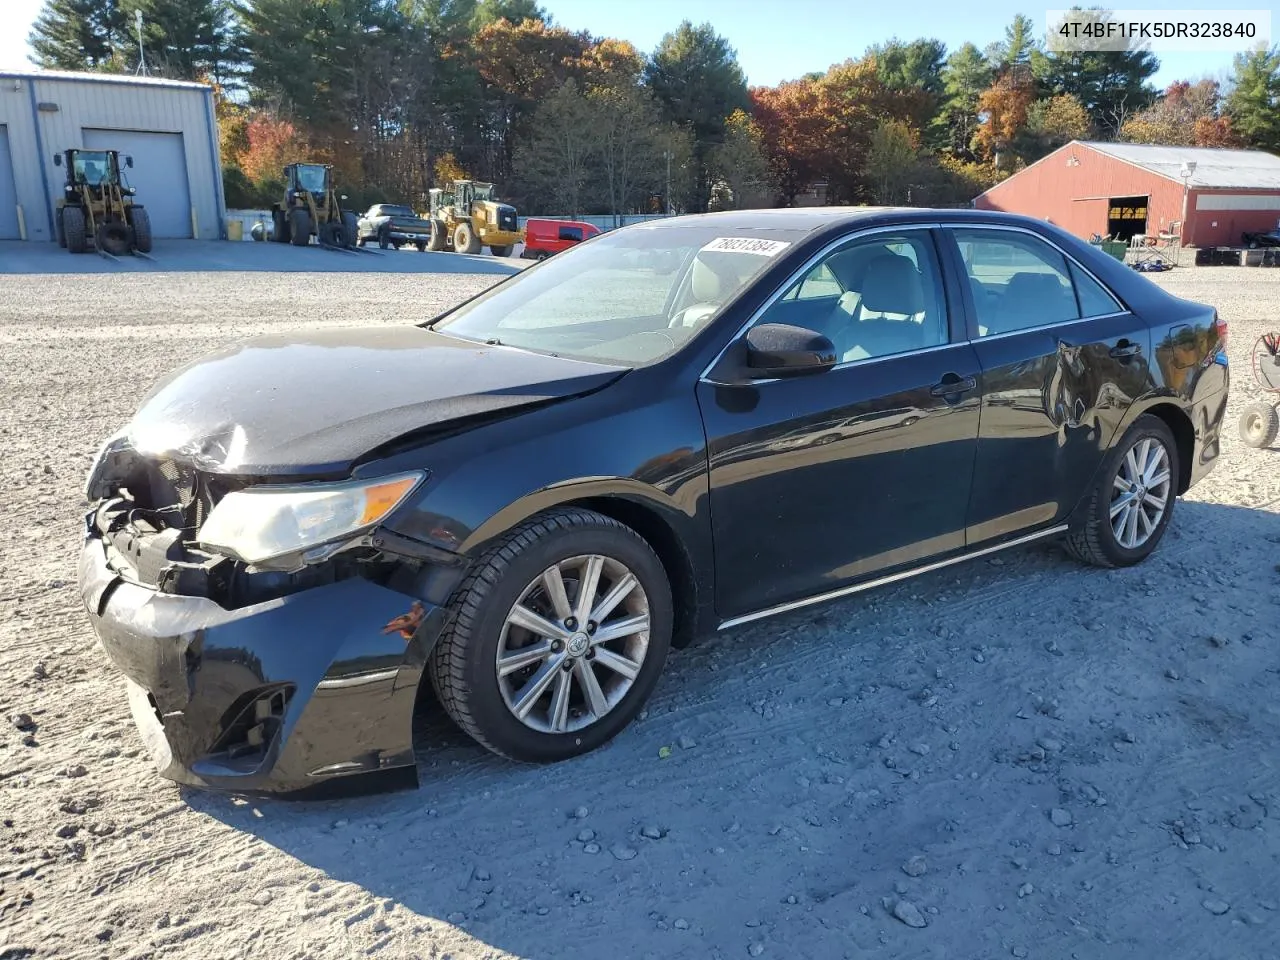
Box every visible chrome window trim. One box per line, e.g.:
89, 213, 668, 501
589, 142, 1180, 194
942, 222, 1128, 324
698, 223, 945, 383
718, 523, 1069, 630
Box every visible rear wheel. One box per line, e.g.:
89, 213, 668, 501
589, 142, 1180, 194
378, 225, 391, 250
63, 206, 87, 253
429, 508, 672, 762
415, 241, 427, 252
289, 208, 312, 247
272, 210, 290, 243
1239, 401, 1279, 448
1066, 414, 1178, 568
129, 206, 152, 253
454, 221, 481, 255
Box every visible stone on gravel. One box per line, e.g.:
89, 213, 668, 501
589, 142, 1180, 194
673, 918, 689, 930
640, 825, 664, 840
582, 842, 600, 855
748, 943, 765, 957
250, 890, 273, 906
1012, 948, 1029, 958
678, 735, 697, 750
9, 713, 35, 731
1202, 899, 1230, 915
1018, 883, 1034, 898
573, 806, 589, 819
902, 856, 927, 877
1050, 808, 1073, 827
891, 898, 928, 928
61, 764, 87, 779
576, 828, 595, 843
610, 844, 637, 861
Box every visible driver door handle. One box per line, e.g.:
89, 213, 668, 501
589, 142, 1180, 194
1110, 340, 1142, 360
930, 373, 977, 397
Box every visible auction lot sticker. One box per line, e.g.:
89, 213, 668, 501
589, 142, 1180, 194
701, 237, 792, 256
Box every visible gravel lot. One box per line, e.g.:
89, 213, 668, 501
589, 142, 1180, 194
1, 245, 1278, 960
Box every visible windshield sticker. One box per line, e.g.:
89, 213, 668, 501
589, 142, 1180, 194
700, 237, 792, 257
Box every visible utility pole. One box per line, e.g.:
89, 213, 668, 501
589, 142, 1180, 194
134, 10, 149, 76
664, 150, 672, 216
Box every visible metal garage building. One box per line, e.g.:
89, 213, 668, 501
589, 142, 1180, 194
0, 69, 224, 243
974, 140, 1280, 248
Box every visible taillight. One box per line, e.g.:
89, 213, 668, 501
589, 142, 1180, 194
1213, 313, 1228, 347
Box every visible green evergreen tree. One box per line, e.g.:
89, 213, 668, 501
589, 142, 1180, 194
119, 0, 247, 84
644, 21, 749, 211
940, 42, 994, 157
1225, 45, 1280, 151
29, 0, 125, 71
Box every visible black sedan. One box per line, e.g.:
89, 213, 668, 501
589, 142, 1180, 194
79, 208, 1229, 795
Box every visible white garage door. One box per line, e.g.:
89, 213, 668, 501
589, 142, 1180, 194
0, 125, 20, 240
82, 129, 192, 238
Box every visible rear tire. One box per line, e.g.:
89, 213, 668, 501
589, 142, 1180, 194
378, 225, 391, 250
63, 206, 87, 253
289, 208, 312, 247
272, 210, 290, 244
454, 221, 481, 255
129, 206, 153, 253
1239, 401, 1279, 448
1065, 414, 1178, 568
415, 241, 427, 252
428, 508, 672, 763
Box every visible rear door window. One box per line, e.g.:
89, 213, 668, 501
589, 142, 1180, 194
952, 230, 1081, 337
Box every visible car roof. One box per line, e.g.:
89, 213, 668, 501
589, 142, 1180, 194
638, 207, 1060, 235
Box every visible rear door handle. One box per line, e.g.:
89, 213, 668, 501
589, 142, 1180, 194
929, 373, 977, 397
1110, 340, 1142, 360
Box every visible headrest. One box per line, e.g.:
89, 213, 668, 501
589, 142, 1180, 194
826, 244, 890, 291
691, 258, 723, 301
1005, 271, 1064, 301
860, 254, 925, 316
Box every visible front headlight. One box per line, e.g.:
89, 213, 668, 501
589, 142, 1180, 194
197, 472, 424, 565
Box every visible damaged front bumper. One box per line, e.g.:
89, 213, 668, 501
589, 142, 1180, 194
78, 527, 448, 797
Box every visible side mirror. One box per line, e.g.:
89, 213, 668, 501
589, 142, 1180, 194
53, 154, 62, 166
125, 156, 133, 168
744, 323, 837, 378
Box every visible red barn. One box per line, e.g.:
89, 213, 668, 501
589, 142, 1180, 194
974, 140, 1280, 248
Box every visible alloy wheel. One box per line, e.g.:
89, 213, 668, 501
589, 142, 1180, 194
495, 555, 650, 735
1109, 437, 1172, 549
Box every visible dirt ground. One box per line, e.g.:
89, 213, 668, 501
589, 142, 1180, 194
1, 251, 1278, 960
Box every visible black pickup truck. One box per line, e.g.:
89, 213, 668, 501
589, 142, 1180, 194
356, 203, 433, 250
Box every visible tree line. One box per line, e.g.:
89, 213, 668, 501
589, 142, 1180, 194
28, 0, 1280, 216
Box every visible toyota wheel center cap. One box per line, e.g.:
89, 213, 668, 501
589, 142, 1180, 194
567, 632, 590, 657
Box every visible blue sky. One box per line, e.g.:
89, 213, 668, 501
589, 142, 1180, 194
1, 0, 1274, 88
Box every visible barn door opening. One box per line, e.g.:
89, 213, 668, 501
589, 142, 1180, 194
1107, 196, 1148, 242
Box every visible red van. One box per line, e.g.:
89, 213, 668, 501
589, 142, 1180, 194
521, 218, 601, 260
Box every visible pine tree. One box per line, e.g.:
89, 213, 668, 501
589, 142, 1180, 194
29, 0, 126, 71
1225, 45, 1280, 152
119, 0, 247, 85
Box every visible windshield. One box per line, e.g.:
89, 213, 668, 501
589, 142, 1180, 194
295, 165, 328, 193
73, 151, 114, 186
431, 223, 808, 365
381, 205, 415, 217
472, 183, 494, 201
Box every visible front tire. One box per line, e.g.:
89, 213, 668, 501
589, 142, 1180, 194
289, 207, 312, 246
1239, 401, 1279, 448
129, 206, 152, 253
63, 206, 87, 253
453, 221, 481, 254
1065, 414, 1178, 568
429, 508, 672, 763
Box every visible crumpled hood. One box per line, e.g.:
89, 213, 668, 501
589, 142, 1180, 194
124, 326, 626, 476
